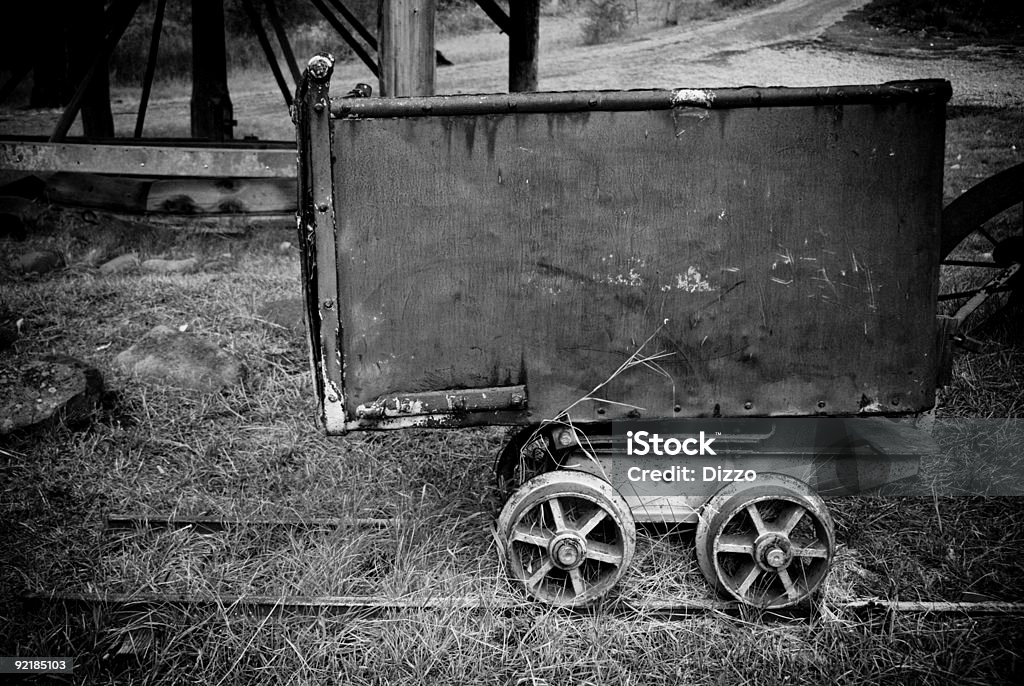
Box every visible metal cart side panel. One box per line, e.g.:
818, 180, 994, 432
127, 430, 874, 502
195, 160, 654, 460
297, 78, 950, 432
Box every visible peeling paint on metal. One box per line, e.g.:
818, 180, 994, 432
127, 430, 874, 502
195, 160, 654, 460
671, 89, 715, 108
659, 266, 716, 293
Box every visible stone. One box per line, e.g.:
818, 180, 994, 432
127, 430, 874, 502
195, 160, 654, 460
10, 249, 64, 275
257, 297, 306, 336
277, 241, 293, 253
99, 253, 140, 275
141, 258, 199, 274
0, 356, 104, 435
114, 325, 243, 391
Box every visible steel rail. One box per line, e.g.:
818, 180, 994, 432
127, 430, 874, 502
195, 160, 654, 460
105, 513, 399, 534
24, 592, 1024, 618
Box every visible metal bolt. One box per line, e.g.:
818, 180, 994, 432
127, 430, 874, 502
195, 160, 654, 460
323, 299, 334, 309
744, 401, 753, 410
558, 431, 574, 447
765, 547, 787, 568
555, 542, 580, 567
326, 394, 338, 403
511, 393, 524, 406
316, 203, 330, 213
313, 102, 325, 113
817, 401, 826, 409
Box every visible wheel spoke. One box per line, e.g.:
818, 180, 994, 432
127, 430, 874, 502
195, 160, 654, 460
939, 284, 1014, 301
736, 562, 762, 597
941, 259, 1002, 268
548, 498, 568, 531
746, 503, 768, 535
585, 540, 623, 565
977, 225, 999, 247
526, 559, 554, 589
776, 505, 805, 535
716, 534, 755, 555
568, 568, 586, 598
791, 540, 830, 559
777, 568, 800, 601
512, 524, 552, 549
575, 506, 608, 536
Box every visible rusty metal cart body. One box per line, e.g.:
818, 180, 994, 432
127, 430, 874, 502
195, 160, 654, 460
295, 54, 953, 608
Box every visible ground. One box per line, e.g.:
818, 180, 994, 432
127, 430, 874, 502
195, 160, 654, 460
1, 1, 1023, 684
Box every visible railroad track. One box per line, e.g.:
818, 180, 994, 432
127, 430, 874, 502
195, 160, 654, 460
24, 591, 1024, 619
24, 511, 1024, 623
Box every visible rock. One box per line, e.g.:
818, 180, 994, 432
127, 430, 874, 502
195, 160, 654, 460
0, 356, 104, 435
257, 297, 306, 336
10, 249, 64, 275
277, 241, 293, 253
114, 325, 243, 391
99, 253, 140, 275
141, 258, 198, 274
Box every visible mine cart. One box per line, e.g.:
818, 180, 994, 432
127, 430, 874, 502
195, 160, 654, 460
295, 53, 957, 609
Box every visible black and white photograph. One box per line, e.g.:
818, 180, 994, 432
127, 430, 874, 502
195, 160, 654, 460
1, 1, 1022, 683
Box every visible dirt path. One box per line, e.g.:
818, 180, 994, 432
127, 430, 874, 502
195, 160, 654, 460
1, 0, 1020, 140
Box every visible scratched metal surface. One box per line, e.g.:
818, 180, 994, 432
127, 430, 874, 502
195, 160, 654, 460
331, 96, 946, 421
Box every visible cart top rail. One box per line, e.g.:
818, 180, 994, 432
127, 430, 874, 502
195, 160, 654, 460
331, 80, 952, 118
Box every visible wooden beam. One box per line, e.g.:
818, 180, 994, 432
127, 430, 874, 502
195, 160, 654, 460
191, 0, 234, 140
378, 0, 436, 97
509, 0, 540, 92
50, 0, 143, 141
135, 0, 168, 138
326, 0, 379, 49
309, 0, 380, 78
0, 141, 296, 178
240, 0, 293, 108
473, 0, 510, 35
265, 0, 303, 88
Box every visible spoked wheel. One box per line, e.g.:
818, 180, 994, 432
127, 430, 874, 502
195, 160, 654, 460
498, 470, 635, 606
939, 162, 1024, 341
695, 474, 834, 609
494, 425, 557, 501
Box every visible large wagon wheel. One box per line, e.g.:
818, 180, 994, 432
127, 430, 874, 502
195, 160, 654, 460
939, 162, 1024, 344
695, 474, 835, 609
497, 471, 635, 606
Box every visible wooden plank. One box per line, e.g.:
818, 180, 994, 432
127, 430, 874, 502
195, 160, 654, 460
45, 172, 152, 212
378, 0, 436, 97
473, 0, 511, 34
146, 177, 296, 214
509, 0, 540, 92
191, 0, 234, 140
0, 141, 296, 178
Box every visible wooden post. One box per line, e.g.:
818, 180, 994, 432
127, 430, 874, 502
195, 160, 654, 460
378, 0, 436, 97
509, 0, 540, 92
191, 0, 234, 141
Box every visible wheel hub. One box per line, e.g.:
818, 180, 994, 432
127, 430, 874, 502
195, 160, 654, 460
754, 532, 793, 571
549, 532, 587, 570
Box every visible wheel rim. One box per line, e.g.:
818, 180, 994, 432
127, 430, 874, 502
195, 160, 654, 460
939, 162, 1023, 337
696, 474, 834, 609
498, 471, 635, 606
